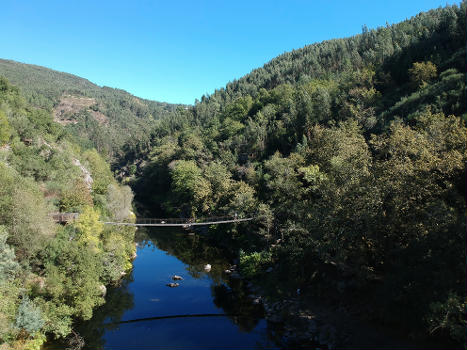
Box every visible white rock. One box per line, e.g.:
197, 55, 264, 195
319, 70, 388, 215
99, 284, 107, 297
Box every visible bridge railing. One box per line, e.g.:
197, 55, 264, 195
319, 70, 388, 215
133, 215, 243, 225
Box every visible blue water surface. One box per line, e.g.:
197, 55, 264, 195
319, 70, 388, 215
81, 229, 279, 349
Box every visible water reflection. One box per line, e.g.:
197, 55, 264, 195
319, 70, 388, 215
46, 227, 279, 349
76, 276, 135, 349
211, 284, 264, 332
45, 275, 135, 350
142, 227, 265, 332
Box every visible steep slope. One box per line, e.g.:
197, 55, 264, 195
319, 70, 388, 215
125, 2, 466, 346
0, 76, 136, 349
0, 59, 180, 158
199, 3, 465, 119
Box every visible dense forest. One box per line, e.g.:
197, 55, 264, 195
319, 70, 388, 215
0, 59, 180, 159
0, 77, 136, 349
0, 1, 465, 348
118, 2, 466, 345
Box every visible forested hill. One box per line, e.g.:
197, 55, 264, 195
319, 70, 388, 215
125, 2, 466, 346
0, 76, 137, 348
0, 59, 180, 158
198, 2, 465, 119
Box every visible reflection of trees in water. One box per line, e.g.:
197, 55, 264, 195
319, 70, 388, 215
145, 227, 266, 333
48, 227, 279, 350
77, 274, 135, 350
44, 275, 135, 350
145, 227, 233, 283
211, 284, 264, 332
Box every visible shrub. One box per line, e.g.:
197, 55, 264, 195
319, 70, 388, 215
15, 297, 44, 335
239, 250, 272, 278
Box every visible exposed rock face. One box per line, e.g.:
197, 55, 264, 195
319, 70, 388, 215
72, 158, 93, 190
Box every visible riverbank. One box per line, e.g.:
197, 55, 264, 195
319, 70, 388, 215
233, 261, 461, 349
45, 227, 281, 349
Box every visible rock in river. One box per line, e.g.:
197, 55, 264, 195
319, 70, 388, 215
166, 282, 180, 288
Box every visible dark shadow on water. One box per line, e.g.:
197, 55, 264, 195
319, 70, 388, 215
46, 226, 281, 350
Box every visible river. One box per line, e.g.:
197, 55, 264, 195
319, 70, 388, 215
46, 227, 281, 349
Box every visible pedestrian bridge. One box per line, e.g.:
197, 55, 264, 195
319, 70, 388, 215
103, 215, 253, 227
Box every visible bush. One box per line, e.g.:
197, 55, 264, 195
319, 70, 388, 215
239, 250, 272, 278
0, 110, 11, 145
0, 226, 19, 282
427, 293, 466, 343
15, 297, 44, 335
59, 179, 93, 212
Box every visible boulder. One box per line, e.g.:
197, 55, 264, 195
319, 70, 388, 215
99, 284, 107, 297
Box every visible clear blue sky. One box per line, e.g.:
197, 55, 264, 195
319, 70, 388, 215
0, 0, 459, 104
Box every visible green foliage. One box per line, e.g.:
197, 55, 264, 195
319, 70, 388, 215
0, 110, 11, 145
105, 183, 133, 221
0, 59, 180, 158
427, 293, 466, 343
59, 179, 93, 212
239, 251, 272, 278
0, 162, 55, 259
83, 149, 113, 194
409, 61, 438, 87
74, 206, 104, 251
15, 297, 44, 335
0, 77, 136, 347
0, 281, 21, 343
0, 3, 465, 346
126, 4, 466, 345
0, 226, 20, 283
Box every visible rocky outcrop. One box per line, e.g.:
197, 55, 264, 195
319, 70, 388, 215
99, 284, 107, 297
72, 158, 93, 190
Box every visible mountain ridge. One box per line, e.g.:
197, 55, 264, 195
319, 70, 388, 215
0, 58, 181, 158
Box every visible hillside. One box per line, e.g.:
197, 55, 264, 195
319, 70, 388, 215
124, 2, 466, 346
0, 2, 465, 347
0, 76, 137, 349
199, 3, 466, 121
0, 59, 180, 158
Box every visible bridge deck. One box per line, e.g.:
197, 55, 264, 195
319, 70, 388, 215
50, 213, 255, 227
103, 217, 253, 227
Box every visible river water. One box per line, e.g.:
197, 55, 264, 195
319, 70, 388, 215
48, 227, 281, 349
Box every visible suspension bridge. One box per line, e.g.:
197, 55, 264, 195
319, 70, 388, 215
104, 215, 254, 227
51, 213, 254, 227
